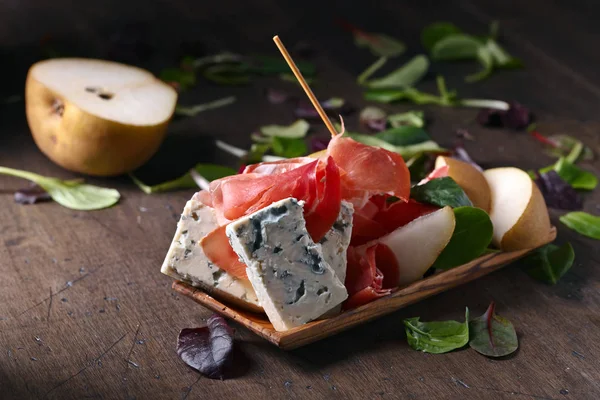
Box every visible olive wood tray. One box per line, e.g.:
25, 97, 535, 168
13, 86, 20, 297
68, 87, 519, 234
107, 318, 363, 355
173, 227, 556, 350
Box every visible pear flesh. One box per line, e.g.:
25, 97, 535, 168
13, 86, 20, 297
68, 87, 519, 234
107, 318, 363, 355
26, 58, 178, 176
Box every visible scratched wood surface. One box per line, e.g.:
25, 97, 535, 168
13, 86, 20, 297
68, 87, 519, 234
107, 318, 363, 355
1, 1, 600, 399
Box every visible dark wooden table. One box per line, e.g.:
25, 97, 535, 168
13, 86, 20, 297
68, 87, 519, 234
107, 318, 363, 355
1, 1, 600, 399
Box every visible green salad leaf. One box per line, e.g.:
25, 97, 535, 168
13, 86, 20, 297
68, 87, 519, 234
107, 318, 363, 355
0, 167, 120, 210
520, 242, 575, 285
130, 164, 236, 194
347, 132, 444, 159
375, 126, 431, 146
365, 76, 457, 106
364, 55, 429, 89
175, 96, 236, 117
411, 177, 473, 208
421, 22, 462, 50
404, 308, 469, 354
388, 110, 425, 128
542, 135, 594, 163
260, 119, 310, 139
538, 157, 597, 190
431, 34, 481, 60
560, 212, 600, 240
271, 137, 307, 158
432, 207, 493, 270
160, 67, 196, 90
469, 302, 518, 357
357, 57, 388, 85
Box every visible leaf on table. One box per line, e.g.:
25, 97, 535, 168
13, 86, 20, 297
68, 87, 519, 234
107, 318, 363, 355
466, 45, 494, 82
534, 170, 583, 211
411, 177, 473, 208
421, 22, 462, 50
519, 242, 575, 284
14, 184, 52, 205
476, 101, 532, 130
388, 110, 425, 128
189, 52, 244, 69
202, 64, 251, 85
359, 106, 387, 132
539, 157, 597, 190
431, 34, 482, 61
130, 164, 236, 194
375, 126, 431, 146
271, 137, 308, 158
432, 207, 493, 270
560, 212, 600, 240
403, 308, 469, 354
364, 76, 457, 106
249, 55, 316, 76
347, 132, 444, 159
543, 134, 594, 163
364, 55, 429, 89
0, 166, 119, 210
260, 119, 310, 139
160, 67, 196, 90
177, 314, 234, 379
175, 96, 236, 117
469, 302, 518, 357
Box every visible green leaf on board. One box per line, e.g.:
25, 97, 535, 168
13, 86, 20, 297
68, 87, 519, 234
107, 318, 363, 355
260, 120, 310, 139
421, 22, 462, 50
160, 67, 196, 90
175, 96, 236, 117
0, 167, 120, 210
431, 34, 482, 61
432, 207, 493, 270
519, 242, 575, 285
388, 110, 425, 128
365, 55, 429, 89
538, 157, 598, 190
271, 137, 307, 158
411, 177, 473, 208
469, 302, 518, 357
357, 57, 388, 85
560, 212, 600, 240
375, 126, 431, 146
404, 308, 469, 354
130, 164, 236, 194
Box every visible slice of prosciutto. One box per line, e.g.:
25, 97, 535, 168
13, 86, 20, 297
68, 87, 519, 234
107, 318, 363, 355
200, 156, 342, 279
326, 134, 410, 208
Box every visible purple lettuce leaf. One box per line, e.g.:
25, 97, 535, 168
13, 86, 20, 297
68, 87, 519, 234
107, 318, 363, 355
534, 170, 583, 211
477, 102, 532, 130
14, 184, 52, 205
452, 145, 483, 172
176, 314, 234, 379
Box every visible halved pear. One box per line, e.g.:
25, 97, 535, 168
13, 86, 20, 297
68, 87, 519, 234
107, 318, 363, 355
379, 206, 455, 286
484, 167, 551, 251
435, 156, 491, 212
26, 58, 178, 176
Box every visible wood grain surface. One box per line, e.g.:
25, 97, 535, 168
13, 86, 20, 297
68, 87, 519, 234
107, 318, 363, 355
1, 1, 600, 399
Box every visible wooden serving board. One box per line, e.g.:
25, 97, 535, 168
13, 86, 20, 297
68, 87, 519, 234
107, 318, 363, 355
173, 227, 556, 350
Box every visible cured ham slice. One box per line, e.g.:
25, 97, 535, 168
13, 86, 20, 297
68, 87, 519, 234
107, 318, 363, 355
327, 134, 410, 207
344, 244, 394, 309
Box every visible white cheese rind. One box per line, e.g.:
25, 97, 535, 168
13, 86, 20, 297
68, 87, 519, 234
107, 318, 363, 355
226, 198, 348, 331
161, 196, 261, 312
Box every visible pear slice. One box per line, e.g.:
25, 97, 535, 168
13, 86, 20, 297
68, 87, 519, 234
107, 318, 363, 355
484, 167, 551, 251
435, 156, 491, 212
379, 206, 455, 286
26, 58, 178, 176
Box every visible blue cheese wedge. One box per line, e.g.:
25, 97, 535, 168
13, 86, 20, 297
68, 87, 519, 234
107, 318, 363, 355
318, 201, 353, 317
319, 201, 353, 284
226, 197, 348, 331
161, 195, 261, 312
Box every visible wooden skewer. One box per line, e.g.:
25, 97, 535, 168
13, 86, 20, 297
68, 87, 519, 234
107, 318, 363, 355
273, 35, 338, 137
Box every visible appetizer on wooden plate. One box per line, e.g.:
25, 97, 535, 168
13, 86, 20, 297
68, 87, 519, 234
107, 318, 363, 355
161, 37, 555, 349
